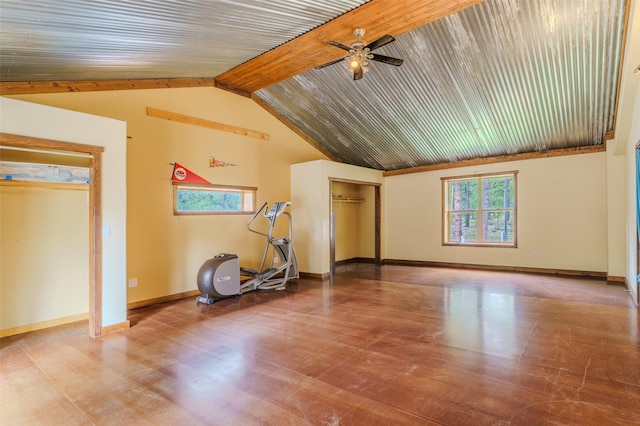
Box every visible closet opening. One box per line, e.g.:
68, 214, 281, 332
329, 178, 380, 280
0, 133, 104, 337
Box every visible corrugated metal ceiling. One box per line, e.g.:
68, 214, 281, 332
0, 0, 629, 171
256, 0, 627, 170
0, 0, 369, 81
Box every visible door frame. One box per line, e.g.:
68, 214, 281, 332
636, 143, 640, 304
329, 177, 381, 277
1, 132, 104, 337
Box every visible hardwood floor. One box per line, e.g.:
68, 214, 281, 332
2, 264, 639, 425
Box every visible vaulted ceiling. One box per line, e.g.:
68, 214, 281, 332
0, 0, 635, 172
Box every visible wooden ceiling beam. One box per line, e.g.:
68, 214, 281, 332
0, 78, 215, 96
215, 0, 485, 95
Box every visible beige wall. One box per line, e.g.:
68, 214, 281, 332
357, 185, 376, 259
1, 97, 128, 328
6, 83, 632, 309
291, 160, 384, 275
0, 185, 88, 330
332, 181, 359, 261
384, 152, 608, 272
290, 160, 324, 273
11, 88, 326, 304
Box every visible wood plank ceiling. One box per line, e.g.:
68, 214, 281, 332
0, 0, 632, 171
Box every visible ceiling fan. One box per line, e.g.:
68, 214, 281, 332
317, 28, 404, 80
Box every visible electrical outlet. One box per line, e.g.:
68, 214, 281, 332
533, 250, 538, 257
128, 278, 138, 287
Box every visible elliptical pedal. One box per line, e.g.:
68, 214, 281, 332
240, 266, 259, 276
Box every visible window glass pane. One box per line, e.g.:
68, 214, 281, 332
448, 179, 478, 210
447, 182, 459, 210
481, 210, 514, 242
448, 212, 462, 242
462, 212, 478, 243
462, 179, 479, 210
448, 212, 478, 243
177, 189, 242, 212
484, 176, 515, 209
174, 185, 256, 214
243, 192, 254, 211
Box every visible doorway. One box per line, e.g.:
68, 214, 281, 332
0, 133, 104, 337
329, 178, 380, 279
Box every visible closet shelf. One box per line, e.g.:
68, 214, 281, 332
332, 196, 365, 203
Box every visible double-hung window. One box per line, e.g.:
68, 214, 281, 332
442, 171, 517, 246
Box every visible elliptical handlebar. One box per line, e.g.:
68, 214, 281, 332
247, 202, 269, 237
248, 201, 292, 271
247, 201, 292, 239
250, 201, 268, 222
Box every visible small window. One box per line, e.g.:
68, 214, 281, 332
442, 171, 517, 246
173, 183, 256, 215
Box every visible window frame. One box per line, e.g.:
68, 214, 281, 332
172, 182, 257, 215
441, 170, 518, 247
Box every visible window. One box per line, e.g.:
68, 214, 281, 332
442, 171, 517, 246
173, 183, 256, 215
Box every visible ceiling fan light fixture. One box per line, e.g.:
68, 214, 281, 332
347, 48, 373, 73
320, 27, 404, 81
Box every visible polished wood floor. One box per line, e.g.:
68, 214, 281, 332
2, 264, 639, 425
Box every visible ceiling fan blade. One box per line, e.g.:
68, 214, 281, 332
316, 57, 345, 69
353, 63, 363, 80
327, 40, 352, 51
371, 54, 403, 66
365, 35, 395, 51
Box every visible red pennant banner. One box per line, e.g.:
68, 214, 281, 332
171, 163, 211, 184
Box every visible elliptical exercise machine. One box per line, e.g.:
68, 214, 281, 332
196, 201, 299, 304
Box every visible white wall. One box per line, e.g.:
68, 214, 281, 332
291, 160, 383, 275
615, 0, 640, 303
0, 97, 128, 327
384, 153, 608, 272
607, 141, 627, 278
624, 84, 640, 303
